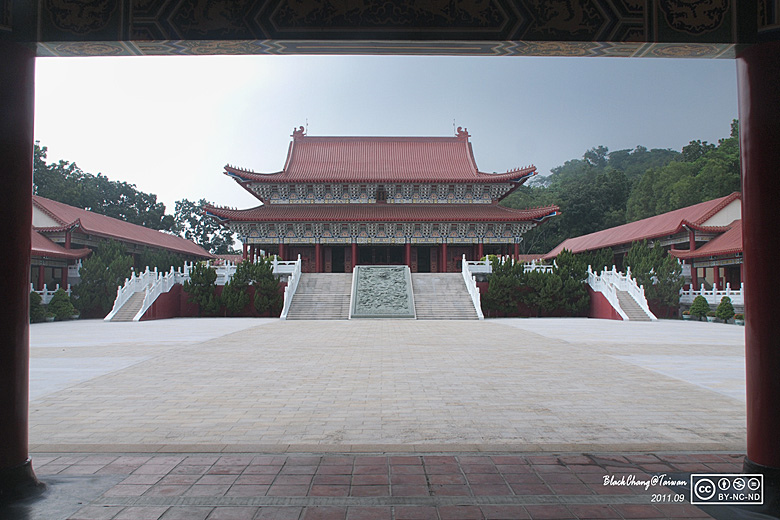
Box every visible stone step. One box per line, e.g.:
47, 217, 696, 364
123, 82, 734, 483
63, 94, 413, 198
411, 273, 478, 320
616, 290, 652, 321
286, 273, 352, 319
110, 291, 146, 322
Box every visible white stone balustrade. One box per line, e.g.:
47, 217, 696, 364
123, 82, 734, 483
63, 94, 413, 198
279, 255, 302, 320
587, 265, 657, 321
464, 255, 554, 275
461, 255, 484, 320
680, 283, 744, 307
30, 283, 72, 305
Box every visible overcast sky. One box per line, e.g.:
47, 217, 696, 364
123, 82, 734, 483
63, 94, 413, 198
34, 55, 738, 212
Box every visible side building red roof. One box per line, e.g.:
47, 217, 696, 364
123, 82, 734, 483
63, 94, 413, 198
544, 192, 741, 259
33, 196, 212, 258
32, 230, 91, 260
224, 133, 536, 185
671, 220, 742, 260
205, 203, 559, 223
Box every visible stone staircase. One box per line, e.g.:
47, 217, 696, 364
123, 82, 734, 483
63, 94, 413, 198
411, 273, 479, 320
109, 291, 146, 322
616, 290, 653, 321
286, 273, 352, 320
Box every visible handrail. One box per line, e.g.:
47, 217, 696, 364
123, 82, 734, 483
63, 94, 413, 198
104, 266, 159, 321
587, 267, 630, 321
587, 265, 657, 321
461, 254, 484, 320
279, 254, 302, 320
680, 283, 743, 306
30, 283, 72, 305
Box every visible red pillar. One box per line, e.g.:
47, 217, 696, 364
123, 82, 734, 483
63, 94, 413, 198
690, 263, 698, 290
477, 243, 484, 260
315, 243, 322, 273
405, 242, 411, 267
351, 242, 358, 268
514, 242, 520, 260
441, 243, 448, 273
738, 41, 780, 472
278, 243, 285, 261
242, 242, 248, 261
37, 265, 44, 291
62, 265, 68, 289
0, 41, 39, 496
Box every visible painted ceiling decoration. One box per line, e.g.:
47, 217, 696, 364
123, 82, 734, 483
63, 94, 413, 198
0, 1, 774, 58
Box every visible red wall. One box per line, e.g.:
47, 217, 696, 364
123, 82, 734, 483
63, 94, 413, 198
587, 286, 623, 321
140, 282, 287, 320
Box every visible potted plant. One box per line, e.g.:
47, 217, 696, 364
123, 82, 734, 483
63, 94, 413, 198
734, 313, 745, 325
45, 312, 55, 323
682, 310, 691, 320
706, 310, 717, 322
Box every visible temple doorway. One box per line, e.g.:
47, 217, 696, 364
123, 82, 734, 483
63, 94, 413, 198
357, 245, 404, 265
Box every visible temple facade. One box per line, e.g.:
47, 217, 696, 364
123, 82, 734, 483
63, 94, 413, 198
206, 127, 558, 273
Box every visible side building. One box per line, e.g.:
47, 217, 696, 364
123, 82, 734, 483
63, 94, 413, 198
32, 195, 213, 290
206, 127, 559, 273
545, 192, 742, 290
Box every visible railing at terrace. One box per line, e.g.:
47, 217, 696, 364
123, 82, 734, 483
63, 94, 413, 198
279, 255, 303, 320
104, 266, 161, 321
587, 265, 657, 321
463, 256, 554, 275
461, 255, 484, 320
31, 283, 71, 305
680, 283, 744, 306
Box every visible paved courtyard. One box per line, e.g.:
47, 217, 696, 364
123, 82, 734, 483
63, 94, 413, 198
29, 318, 746, 452
13, 318, 750, 520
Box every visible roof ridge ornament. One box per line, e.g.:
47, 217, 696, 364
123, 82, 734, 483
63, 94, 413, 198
292, 126, 306, 140
456, 127, 470, 140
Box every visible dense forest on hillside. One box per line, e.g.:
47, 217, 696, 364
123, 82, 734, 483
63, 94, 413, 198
33, 121, 741, 257
502, 120, 741, 254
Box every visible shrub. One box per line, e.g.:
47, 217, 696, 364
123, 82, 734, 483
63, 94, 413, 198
707, 310, 717, 317
682, 310, 690, 315
48, 288, 77, 321
30, 291, 47, 323
689, 295, 711, 320
734, 313, 744, 320
252, 258, 282, 316
74, 240, 133, 318
716, 296, 735, 322
183, 262, 220, 316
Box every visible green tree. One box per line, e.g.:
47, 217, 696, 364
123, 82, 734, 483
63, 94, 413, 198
33, 142, 174, 231
29, 291, 47, 323
482, 257, 522, 316
73, 240, 134, 318
174, 198, 236, 255
624, 240, 683, 308
48, 288, 77, 321
137, 248, 185, 274
552, 249, 589, 315
689, 295, 711, 320
253, 258, 283, 316
716, 296, 735, 322
183, 262, 220, 316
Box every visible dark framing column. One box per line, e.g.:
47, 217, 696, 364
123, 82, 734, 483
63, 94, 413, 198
737, 41, 780, 484
440, 242, 448, 273
0, 41, 40, 499
405, 242, 411, 268
315, 242, 322, 273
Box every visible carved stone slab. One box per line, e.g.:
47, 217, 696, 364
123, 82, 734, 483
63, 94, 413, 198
350, 265, 415, 319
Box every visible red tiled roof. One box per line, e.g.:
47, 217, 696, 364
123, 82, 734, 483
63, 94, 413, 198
545, 193, 741, 259
33, 196, 212, 258
671, 220, 742, 260
31, 230, 91, 260
224, 134, 536, 184
205, 203, 559, 223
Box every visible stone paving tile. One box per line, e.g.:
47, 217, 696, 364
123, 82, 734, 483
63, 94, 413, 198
29, 319, 746, 449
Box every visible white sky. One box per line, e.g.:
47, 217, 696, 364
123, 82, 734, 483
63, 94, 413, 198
34, 55, 737, 212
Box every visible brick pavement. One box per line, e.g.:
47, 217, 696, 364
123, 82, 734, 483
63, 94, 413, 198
27, 451, 736, 519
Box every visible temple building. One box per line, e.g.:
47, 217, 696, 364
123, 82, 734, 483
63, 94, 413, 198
206, 127, 559, 273
545, 192, 742, 290
32, 195, 212, 290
